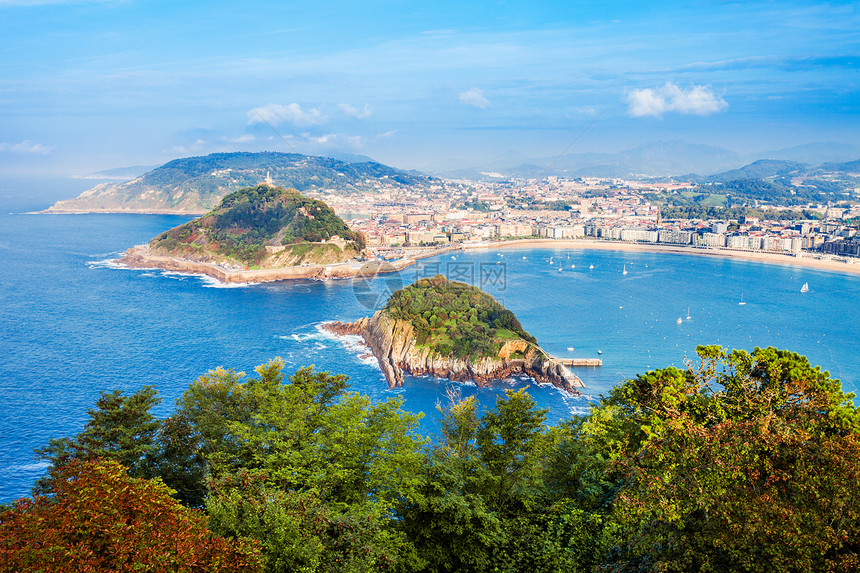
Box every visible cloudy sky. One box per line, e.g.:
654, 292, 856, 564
0, 0, 858, 175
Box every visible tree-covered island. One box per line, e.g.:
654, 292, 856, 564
145, 184, 365, 267
326, 275, 583, 392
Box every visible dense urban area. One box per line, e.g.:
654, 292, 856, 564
316, 174, 860, 260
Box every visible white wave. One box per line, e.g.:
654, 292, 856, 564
86, 257, 129, 270
314, 323, 381, 368
195, 274, 253, 288
9, 461, 50, 472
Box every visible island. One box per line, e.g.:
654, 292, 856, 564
117, 184, 378, 281
326, 275, 584, 394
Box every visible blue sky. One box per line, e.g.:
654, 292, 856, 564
0, 0, 858, 175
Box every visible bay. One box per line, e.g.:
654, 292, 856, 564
1, 182, 858, 502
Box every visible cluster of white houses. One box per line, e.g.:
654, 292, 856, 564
524, 222, 856, 254
357, 214, 858, 259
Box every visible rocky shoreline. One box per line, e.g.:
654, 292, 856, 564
325, 312, 583, 394
115, 244, 417, 284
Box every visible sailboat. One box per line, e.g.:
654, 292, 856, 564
622, 264, 628, 275
686, 307, 691, 320
800, 282, 809, 293
739, 293, 747, 306
676, 317, 683, 325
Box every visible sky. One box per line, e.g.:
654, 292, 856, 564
0, 0, 858, 176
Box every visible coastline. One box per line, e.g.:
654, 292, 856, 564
464, 239, 860, 277
114, 238, 860, 284
114, 244, 458, 284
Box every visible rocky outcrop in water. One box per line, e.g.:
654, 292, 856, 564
325, 311, 583, 394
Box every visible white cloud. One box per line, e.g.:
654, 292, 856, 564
222, 134, 256, 143
375, 129, 398, 140
338, 102, 372, 119
303, 132, 363, 148
0, 140, 51, 154
458, 87, 490, 109
626, 83, 727, 118
248, 103, 326, 127
171, 139, 207, 155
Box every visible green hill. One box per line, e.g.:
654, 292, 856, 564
150, 184, 364, 266
46, 151, 436, 213
384, 275, 537, 360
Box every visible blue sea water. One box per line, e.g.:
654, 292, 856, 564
1, 178, 859, 503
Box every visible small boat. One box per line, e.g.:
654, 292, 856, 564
571, 264, 575, 269
622, 264, 628, 275
800, 282, 809, 293
739, 293, 746, 306
597, 350, 603, 354
558, 267, 563, 271
567, 347, 574, 351
522, 256, 527, 260
589, 264, 594, 269
676, 317, 683, 325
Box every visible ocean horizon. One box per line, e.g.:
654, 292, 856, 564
2, 179, 858, 503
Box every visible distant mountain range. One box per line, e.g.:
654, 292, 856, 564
47, 152, 436, 213
428, 140, 860, 180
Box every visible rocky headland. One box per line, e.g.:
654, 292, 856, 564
326, 276, 583, 394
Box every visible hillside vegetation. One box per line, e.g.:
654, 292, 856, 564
46, 151, 436, 213
384, 275, 537, 360
150, 184, 364, 266
10, 346, 860, 572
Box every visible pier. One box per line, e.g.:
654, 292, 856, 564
553, 357, 602, 367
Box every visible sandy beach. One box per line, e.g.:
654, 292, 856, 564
463, 239, 860, 277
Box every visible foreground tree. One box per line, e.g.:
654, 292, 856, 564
0, 459, 261, 572
601, 346, 860, 572
205, 361, 427, 572
402, 388, 611, 573
33, 386, 161, 493
155, 367, 257, 507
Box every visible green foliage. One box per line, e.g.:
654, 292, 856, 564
33, 385, 161, 493
658, 202, 823, 221
23, 346, 860, 572
401, 388, 611, 573
384, 275, 537, 360
598, 345, 860, 572
151, 184, 364, 264
0, 459, 261, 572
155, 367, 256, 507
462, 198, 493, 212
205, 361, 427, 572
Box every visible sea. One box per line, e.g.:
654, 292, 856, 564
2, 177, 859, 503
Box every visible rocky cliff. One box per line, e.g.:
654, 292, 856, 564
326, 311, 583, 394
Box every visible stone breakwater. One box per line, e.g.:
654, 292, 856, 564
325, 312, 584, 394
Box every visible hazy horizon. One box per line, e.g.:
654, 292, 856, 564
1, 1, 858, 179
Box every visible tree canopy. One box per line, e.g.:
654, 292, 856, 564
8, 345, 859, 572
151, 184, 365, 264
384, 275, 537, 360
